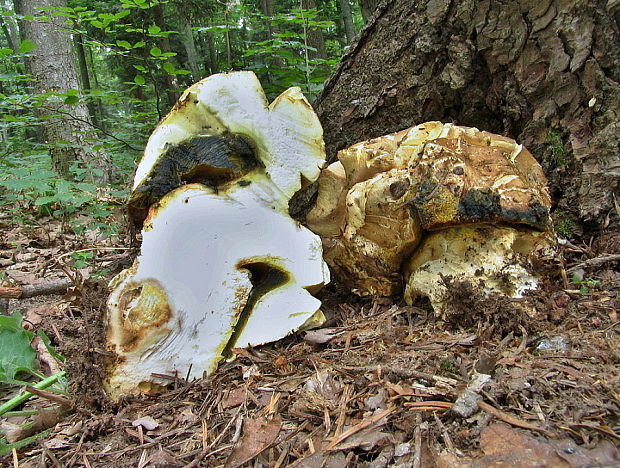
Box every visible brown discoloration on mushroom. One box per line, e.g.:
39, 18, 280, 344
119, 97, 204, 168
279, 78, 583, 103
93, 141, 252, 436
114, 279, 172, 353
306, 121, 555, 301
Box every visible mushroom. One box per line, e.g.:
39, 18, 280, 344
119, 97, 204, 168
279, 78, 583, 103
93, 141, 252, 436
105, 72, 329, 399
306, 121, 555, 310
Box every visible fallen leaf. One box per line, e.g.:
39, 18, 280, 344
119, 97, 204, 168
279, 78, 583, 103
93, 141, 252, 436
24, 304, 50, 327
437, 424, 620, 467
329, 427, 391, 451
287, 451, 347, 468
223, 387, 246, 409
224, 415, 281, 468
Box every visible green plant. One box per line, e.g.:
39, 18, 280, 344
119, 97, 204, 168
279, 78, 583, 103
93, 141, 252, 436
0, 156, 126, 237
0, 312, 67, 454
439, 358, 458, 375
548, 131, 567, 168
553, 210, 577, 238
571, 274, 600, 295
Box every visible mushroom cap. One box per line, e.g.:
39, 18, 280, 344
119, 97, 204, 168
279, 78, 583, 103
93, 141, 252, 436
306, 122, 553, 296
129, 71, 326, 227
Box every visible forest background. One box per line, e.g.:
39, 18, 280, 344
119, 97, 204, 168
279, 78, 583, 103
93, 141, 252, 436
0, 0, 373, 240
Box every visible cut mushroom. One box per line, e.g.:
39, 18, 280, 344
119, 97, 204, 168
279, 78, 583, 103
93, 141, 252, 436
306, 121, 555, 307
105, 72, 329, 399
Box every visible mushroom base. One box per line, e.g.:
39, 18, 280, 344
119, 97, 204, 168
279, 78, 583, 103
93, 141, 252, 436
403, 225, 555, 315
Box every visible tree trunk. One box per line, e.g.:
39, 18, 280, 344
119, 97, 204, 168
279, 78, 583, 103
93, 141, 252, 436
19, 0, 112, 183
73, 32, 99, 128
181, 22, 201, 81
358, 0, 379, 23
152, 3, 180, 107
0, 14, 17, 51
338, 0, 356, 44
315, 0, 620, 229
202, 30, 218, 75
302, 0, 328, 60
259, 0, 284, 77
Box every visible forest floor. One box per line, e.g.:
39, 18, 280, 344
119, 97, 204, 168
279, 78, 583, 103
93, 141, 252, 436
0, 209, 619, 468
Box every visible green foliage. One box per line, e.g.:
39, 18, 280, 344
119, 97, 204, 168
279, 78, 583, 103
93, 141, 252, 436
439, 358, 459, 375
570, 275, 600, 295
553, 210, 577, 239
548, 131, 567, 167
0, 312, 38, 383
0, 156, 126, 237
0, 0, 362, 242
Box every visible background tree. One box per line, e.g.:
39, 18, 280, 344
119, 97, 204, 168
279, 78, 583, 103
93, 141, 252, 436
18, 0, 113, 183
316, 0, 620, 231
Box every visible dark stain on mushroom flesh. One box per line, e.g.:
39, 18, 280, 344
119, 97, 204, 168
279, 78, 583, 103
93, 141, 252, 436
128, 134, 262, 228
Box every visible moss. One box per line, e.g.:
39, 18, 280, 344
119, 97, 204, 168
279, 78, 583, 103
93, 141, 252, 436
553, 210, 577, 238
548, 131, 567, 168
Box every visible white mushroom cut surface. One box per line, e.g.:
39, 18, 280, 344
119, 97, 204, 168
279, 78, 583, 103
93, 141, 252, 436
105, 72, 329, 399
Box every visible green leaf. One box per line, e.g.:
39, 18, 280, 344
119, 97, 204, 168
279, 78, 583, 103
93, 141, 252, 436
133, 41, 146, 48
149, 47, 162, 57
64, 95, 79, 106
18, 39, 37, 54
0, 312, 37, 382
115, 10, 131, 19
148, 25, 161, 35
162, 61, 175, 74
0, 429, 53, 455
0, 48, 14, 58
34, 195, 57, 206
133, 65, 147, 72
134, 75, 146, 85
116, 40, 132, 49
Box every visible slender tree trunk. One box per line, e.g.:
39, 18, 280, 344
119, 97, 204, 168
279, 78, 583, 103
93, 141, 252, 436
338, 0, 355, 44
11, 0, 40, 142
73, 32, 99, 128
301, 0, 328, 60
0, 14, 17, 50
316, 0, 620, 229
19, 0, 112, 183
202, 30, 218, 75
358, 0, 379, 23
181, 22, 201, 81
259, 0, 284, 73
86, 43, 106, 129
260, 0, 277, 39
152, 3, 179, 106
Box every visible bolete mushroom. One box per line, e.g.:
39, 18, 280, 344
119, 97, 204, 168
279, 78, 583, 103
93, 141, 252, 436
306, 121, 555, 311
105, 72, 329, 399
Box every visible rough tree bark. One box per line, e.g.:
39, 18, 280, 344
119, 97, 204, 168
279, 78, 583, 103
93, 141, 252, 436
315, 0, 620, 229
19, 0, 112, 183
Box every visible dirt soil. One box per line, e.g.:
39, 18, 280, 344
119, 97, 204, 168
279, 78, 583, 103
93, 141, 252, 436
1, 214, 619, 468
